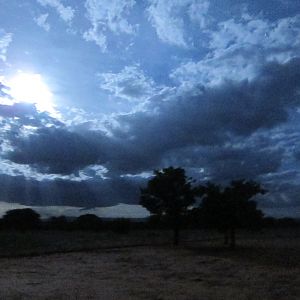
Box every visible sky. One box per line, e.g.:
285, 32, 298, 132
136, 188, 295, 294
0, 0, 300, 218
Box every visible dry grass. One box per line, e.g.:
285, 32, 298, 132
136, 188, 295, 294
0, 229, 299, 299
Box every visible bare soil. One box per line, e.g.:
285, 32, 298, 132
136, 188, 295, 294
0, 229, 299, 299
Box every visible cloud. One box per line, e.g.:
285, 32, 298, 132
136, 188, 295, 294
4, 57, 299, 180
83, 29, 107, 51
209, 13, 300, 60
0, 102, 62, 128
0, 173, 98, 207
98, 65, 158, 102
1, 2, 300, 214
165, 143, 284, 182
171, 13, 300, 86
34, 13, 51, 31
102, 58, 300, 179
147, 0, 210, 47
0, 173, 143, 207
7, 127, 106, 175
0, 201, 149, 219
0, 30, 13, 62
37, 0, 75, 24
83, 0, 136, 51
187, 0, 210, 28
137, 58, 299, 137
258, 182, 300, 211
0, 82, 11, 99
0, 55, 298, 200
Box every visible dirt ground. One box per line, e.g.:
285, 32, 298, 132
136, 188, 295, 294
0, 240, 299, 300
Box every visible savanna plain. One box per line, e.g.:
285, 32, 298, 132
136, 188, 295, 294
0, 228, 299, 300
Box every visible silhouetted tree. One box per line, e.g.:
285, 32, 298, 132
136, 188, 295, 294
109, 218, 132, 234
2, 208, 41, 231
199, 180, 265, 249
262, 216, 300, 228
73, 214, 103, 231
146, 214, 169, 230
47, 215, 69, 230
140, 167, 196, 245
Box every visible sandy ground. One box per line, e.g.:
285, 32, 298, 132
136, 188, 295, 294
0, 243, 299, 300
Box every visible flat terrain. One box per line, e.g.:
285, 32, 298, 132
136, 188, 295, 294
0, 229, 299, 299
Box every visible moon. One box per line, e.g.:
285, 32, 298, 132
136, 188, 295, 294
7, 72, 56, 115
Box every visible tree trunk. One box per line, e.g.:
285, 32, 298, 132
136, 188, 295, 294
229, 227, 236, 249
172, 215, 180, 246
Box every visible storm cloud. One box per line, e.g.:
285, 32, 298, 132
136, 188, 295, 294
7, 127, 105, 174
4, 58, 299, 184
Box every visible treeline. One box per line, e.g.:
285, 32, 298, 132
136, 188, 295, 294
0, 209, 133, 234
0, 207, 298, 233
140, 167, 300, 248
0, 166, 298, 249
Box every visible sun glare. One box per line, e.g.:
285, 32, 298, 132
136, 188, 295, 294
7, 72, 56, 115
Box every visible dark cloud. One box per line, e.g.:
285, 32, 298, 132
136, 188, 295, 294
0, 173, 143, 207
258, 182, 300, 209
0, 82, 11, 98
1, 58, 300, 210
5, 58, 300, 180
163, 143, 284, 182
293, 146, 300, 161
203, 147, 283, 181
0, 102, 36, 118
7, 127, 106, 174
0, 102, 63, 129
107, 58, 300, 173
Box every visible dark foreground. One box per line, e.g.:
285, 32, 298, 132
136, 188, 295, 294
0, 229, 299, 299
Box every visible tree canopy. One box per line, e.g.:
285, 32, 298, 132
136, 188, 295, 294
140, 167, 196, 245
2, 208, 41, 230
199, 179, 266, 248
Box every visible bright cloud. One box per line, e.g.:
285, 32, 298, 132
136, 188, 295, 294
171, 13, 300, 86
84, 0, 136, 51
147, 0, 210, 47
0, 30, 13, 62
37, 0, 75, 24
34, 13, 51, 31
98, 65, 157, 102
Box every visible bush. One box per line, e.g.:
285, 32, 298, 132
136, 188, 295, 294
46, 216, 70, 230
109, 218, 132, 234
73, 214, 103, 231
2, 208, 41, 230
